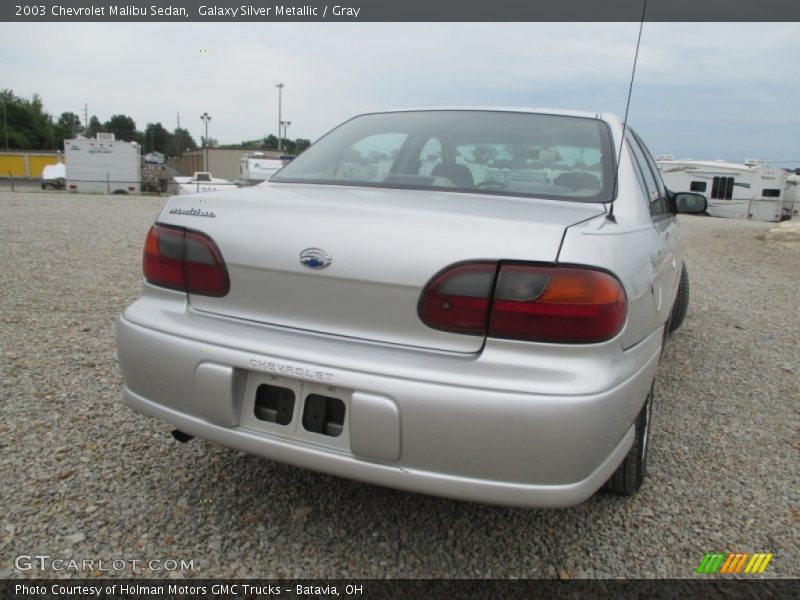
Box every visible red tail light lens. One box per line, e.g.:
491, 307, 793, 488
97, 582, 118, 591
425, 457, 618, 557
418, 263, 497, 335
143, 224, 229, 296
489, 265, 626, 343
143, 224, 185, 290
419, 262, 627, 343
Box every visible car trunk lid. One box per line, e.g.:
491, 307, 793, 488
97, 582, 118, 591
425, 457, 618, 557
159, 183, 604, 353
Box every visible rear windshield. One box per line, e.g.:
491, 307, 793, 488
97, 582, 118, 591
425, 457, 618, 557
272, 110, 615, 203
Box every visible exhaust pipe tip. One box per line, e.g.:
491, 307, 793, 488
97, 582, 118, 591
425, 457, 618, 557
171, 429, 194, 443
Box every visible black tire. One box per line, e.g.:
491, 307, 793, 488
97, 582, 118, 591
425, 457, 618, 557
668, 264, 689, 333
604, 382, 654, 496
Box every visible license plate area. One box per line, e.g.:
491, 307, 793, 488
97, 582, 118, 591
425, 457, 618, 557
254, 383, 296, 425
240, 372, 351, 451
302, 393, 346, 437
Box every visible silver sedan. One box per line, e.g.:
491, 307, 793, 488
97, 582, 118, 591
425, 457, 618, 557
116, 109, 706, 507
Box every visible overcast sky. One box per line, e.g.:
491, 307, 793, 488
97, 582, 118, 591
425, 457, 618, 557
1, 22, 798, 165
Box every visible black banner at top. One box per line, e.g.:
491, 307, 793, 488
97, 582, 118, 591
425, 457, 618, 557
2, 0, 800, 22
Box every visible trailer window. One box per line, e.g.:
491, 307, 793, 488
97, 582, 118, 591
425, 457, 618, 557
762, 188, 781, 197
690, 181, 706, 192
711, 176, 734, 200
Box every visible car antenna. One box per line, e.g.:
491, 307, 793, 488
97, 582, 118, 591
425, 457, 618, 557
609, 0, 648, 224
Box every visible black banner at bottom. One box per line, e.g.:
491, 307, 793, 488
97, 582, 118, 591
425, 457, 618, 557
2, 579, 798, 600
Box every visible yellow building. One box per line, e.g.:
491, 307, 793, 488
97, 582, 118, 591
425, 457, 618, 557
0, 151, 63, 178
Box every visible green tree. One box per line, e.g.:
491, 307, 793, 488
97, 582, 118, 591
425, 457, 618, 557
217, 134, 309, 155
143, 122, 172, 154
54, 111, 82, 148
104, 114, 138, 142
0, 89, 52, 149
294, 138, 311, 154
262, 134, 278, 150
170, 127, 197, 156
29, 93, 53, 149
84, 115, 105, 138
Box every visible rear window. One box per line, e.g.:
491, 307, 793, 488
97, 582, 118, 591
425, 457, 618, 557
272, 110, 615, 203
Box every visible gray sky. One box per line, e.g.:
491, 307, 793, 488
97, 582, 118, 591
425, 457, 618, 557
1, 22, 798, 165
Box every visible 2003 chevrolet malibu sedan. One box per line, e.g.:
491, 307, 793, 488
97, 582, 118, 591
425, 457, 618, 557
117, 108, 706, 507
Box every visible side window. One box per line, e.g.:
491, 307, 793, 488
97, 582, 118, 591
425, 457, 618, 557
633, 134, 668, 197
627, 133, 669, 217
629, 144, 651, 199
711, 176, 735, 200
690, 181, 707, 192
627, 135, 660, 209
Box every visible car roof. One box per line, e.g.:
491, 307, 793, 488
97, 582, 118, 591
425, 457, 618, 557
360, 106, 605, 120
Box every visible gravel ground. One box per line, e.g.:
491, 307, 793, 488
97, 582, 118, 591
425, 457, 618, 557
1, 192, 798, 579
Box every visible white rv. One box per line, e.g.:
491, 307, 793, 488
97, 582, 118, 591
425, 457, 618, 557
65, 133, 141, 194
784, 173, 800, 220
656, 157, 788, 222
238, 152, 285, 184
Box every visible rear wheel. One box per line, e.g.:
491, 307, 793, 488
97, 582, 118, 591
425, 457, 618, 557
668, 264, 689, 333
604, 381, 654, 496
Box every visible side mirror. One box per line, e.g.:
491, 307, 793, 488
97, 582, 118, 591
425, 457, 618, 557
673, 191, 707, 214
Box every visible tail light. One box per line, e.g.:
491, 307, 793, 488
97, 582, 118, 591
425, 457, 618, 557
419, 262, 626, 344
143, 224, 229, 296
418, 263, 497, 335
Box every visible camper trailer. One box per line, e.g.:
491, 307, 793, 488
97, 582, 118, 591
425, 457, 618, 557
784, 173, 800, 220
65, 133, 140, 194
238, 152, 285, 184
656, 157, 788, 222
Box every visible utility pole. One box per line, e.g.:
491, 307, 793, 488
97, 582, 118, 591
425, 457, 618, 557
281, 121, 291, 149
83, 103, 88, 130
200, 112, 211, 171
2, 96, 8, 150
176, 112, 181, 157
276, 82, 284, 151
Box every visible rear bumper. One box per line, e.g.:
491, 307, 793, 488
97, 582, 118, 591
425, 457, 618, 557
125, 386, 634, 508
117, 297, 662, 508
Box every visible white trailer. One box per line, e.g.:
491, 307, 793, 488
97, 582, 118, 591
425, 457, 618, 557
656, 157, 788, 222
785, 173, 800, 220
238, 152, 285, 184
65, 133, 140, 194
